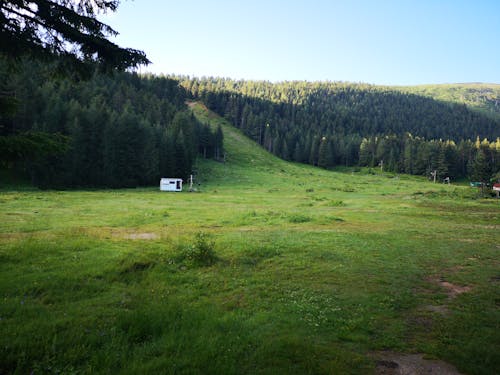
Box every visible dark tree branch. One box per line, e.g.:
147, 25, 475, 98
0, 0, 150, 73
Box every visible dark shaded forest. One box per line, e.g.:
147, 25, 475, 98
0, 60, 223, 188
178, 77, 500, 182
2, 61, 499, 189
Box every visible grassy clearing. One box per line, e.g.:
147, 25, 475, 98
1, 103, 499, 374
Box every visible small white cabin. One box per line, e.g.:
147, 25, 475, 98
160, 178, 182, 192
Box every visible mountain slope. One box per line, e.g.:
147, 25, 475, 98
188, 101, 301, 187
182, 79, 499, 180
180, 77, 500, 141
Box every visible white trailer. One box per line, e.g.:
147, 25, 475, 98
160, 178, 182, 192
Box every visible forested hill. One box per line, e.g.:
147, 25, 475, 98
177, 77, 499, 180
179, 78, 499, 141
0, 60, 223, 188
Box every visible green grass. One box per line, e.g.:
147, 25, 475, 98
1, 102, 499, 374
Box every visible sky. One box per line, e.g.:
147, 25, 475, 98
99, 0, 500, 85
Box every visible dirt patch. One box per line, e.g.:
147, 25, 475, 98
457, 224, 500, 230
419, 277, 472, 316
457, 238, 477, 243
438, 280, 472, 298
88, 227, 161, 240
125, 232, 159, 240
373, 352, 463, 375
427, 277, 472, 299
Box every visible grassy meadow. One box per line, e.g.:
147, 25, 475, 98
1, 103, 499, 374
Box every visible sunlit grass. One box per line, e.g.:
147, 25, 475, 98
0, 103, 498, 374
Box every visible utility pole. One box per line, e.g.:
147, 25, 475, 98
431, 170, 437, 183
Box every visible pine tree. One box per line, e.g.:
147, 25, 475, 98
1, 0, 150, 73
215, 125, 224, 160
293, 141, 302, 162
359, 138, 372, 166
318, 137, 329, 168
309, 136, 319, 166
436, 145, 449, 180
199, 124, 211, 158
174, 130, 188, 179
471, 149, 492, 194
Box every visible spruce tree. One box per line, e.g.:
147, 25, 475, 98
436, 146, 449, 180
215, 125, 223, 160
471, 149, 492, 185
318, 137, 329, 168
0, 0, 150, 73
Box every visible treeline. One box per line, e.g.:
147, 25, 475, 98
177, 77, 499, 181
0, 60, 223, 188
359, 135, 500, 182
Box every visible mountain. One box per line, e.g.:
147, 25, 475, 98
178, 77, 499, 180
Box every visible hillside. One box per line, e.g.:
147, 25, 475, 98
180, 77, 500, 180
0, 60, 222, 189
181, 78, 500, 140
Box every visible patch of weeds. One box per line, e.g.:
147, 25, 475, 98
329, 216, 345, 222
120, 261, 153, 274
262, 210, 284, 222
114, 257, 156, 283
241, 210, 259, 220
238, 245, 281, 266
298, 201, 315, 207
327, 200, 345, 207
280, 289, 342, 328
332, 185, 356, 193
317, 215, 345, 224
181, 231, 218, 267
341, 185, 356, 192
312, 196, 328, 202
116, 309, 162, 344
287, 214, 312, 223
413, 188, 477, 201
240, 210, 289, 224
306, 188, 314, 193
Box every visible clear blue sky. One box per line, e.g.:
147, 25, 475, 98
100, 0, 500, 85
